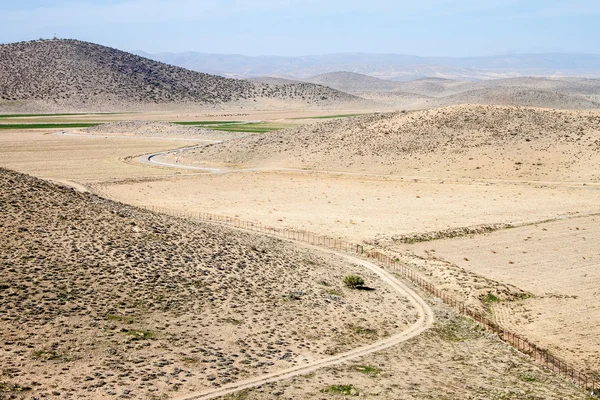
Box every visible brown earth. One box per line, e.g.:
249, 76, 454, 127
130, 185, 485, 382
174, 105, 600, 182
0, 168, 417, 399
400, 215, 600, 376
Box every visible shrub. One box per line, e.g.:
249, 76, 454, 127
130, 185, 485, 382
344, 275, 365, 289
321, 385, 357, 395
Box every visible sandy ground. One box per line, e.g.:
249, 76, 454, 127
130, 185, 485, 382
1, 111, 599, 399
0, 129, 198, 181
402, 216, 600, 376
95, 172, 600, 244
1, 169, 419, 399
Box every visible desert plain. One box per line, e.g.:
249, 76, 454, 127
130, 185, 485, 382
1, 38, 600, 400
1, 102, 599, 400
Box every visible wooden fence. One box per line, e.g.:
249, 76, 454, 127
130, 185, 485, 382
148, 205, 598, 396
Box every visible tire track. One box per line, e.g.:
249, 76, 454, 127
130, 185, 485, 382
173, 251, 434, 400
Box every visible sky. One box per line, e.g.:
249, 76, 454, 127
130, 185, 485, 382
0, 0, 598, 57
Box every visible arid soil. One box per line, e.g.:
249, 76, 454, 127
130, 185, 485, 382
0, 129, 199, 182
402, 215, 600, 376
216, 308, 589, 400
0, 168, 417, 399
96, 172, 600, 243
175, 105, 600, 182
1, 104, 599, 399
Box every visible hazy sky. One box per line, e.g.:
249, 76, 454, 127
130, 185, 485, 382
1, 0, 598, 56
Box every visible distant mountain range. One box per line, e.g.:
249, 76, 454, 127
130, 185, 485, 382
133, 51, 600, 81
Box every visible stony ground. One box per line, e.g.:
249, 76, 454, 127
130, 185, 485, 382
0, 168, 416, 399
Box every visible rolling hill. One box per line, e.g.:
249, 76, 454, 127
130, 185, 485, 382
304, 71, 403, 93
0, 167, 411, 398
433, 87, 600, 109
176, 105, 600, 182
0, 39, 363, 111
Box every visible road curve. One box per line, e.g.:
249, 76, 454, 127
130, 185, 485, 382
173, 250, 434, 400
53, 131, 435, 399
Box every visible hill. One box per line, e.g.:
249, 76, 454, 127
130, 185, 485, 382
0, 39, 363, 111
433, 87, 600, 109
462, 76, 600, 95
246, 76, 303, 85
177, 105, 600, 182
390, 78, 466, 97
0, 167, 413, 397
304, 71, 402, 93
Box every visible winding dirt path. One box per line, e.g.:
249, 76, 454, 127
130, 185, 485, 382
173, 251, 434, 400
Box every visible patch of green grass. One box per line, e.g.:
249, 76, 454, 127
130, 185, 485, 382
0, 112, 123, 119
519, 374, 537, 382
105, 313, 135, 324
172, 121, 242, 126
327, 288, 344, 297
221, 317, 243, 325
351, 365, 382, 375
124, 329, 153, 340
208, 122, 295, 133
321, 384, 357, 395
32, 350, 62, 361
0, 123, 100, 129
350, 326, 377, 337
481, 292, 500, 303
223, 389, 250, 399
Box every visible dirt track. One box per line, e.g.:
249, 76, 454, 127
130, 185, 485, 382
174, 252, 434, 400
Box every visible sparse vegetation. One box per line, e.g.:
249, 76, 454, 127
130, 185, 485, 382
320, 384, 358, 395
351, 365, 382, 375
482, 292, 500, 304
32, 350, 62, 361
0, 39, 359, 108
344, 275, 365, 289
124, 329, 154, 340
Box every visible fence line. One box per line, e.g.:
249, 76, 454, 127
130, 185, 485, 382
147, 205, 598, 396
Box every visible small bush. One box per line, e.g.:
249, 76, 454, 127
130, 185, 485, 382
344, 275, 365, 289
321, 385, 357, 395
352, 365, 382, 375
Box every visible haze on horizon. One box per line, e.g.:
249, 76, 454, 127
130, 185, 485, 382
1, 0, 599, 58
